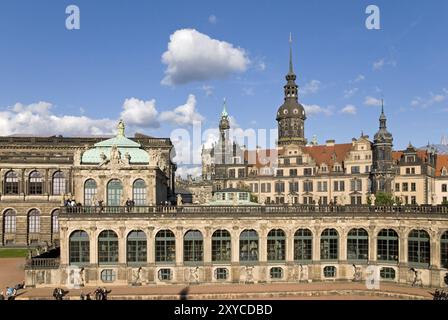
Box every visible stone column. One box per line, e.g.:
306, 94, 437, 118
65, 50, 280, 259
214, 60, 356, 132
175, 226, 183, 266
312, 226, 321, 262
259, 226, 267, 264
147, 227, 155, 265
89, 226, 98, 265
398, 227, 409, 284
369, 226, 377, 263
204, 227, 212, 265
231, 226, 240, 283
286, 228, 294, 263
231, 226, 240, 264
60, 226, 69, 265
339, 227, 347, 263
118, 226, 127, 265
430, 230, 441, 288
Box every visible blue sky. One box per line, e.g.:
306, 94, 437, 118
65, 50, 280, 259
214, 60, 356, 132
0, 0, 447, 171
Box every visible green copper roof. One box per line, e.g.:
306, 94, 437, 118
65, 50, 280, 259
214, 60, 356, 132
81, 120, 150, 164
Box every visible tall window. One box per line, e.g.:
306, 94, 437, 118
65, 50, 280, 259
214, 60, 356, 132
320, 229, 338, 261
441, 232, 448, 269
212, 230, 231, 263
3, 209, 16, 233
4, 171, 19, 195
28, 209, 40, 233
133, 179, 147, 206
84, 179, 97, 206
184, 230, 203, 263
408, 230, 430, 267
107, 179, 123, 206
267, 229, 286, 261
347, 229, 369, 262
127, 230, 147, 264
240, 230, 259, 263
52, 171, 66, 195
69, 231, 90, 265
155, 230, 176, 263
377, 229, 399, 263
51, 210, 59, 234
98, 230, 119, 264
294, 229, 312, 262
29, 171, 43, 195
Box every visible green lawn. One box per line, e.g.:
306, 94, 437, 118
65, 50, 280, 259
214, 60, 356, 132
0, 249, 28, 258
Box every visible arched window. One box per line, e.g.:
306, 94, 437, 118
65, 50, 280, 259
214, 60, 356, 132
212, 230, 231, 263
320, 229, 339, 261
294, 229, 312, 262
4, 171, 19, 195
267, 229, 286, 261
84, 179, 97, 206
127, 230, 147, 264
3, 209, 16, 234
184, 230, 203, 263
133, 179, 147, 206
377, 229, 399, 263
408, 230, 430, 267
107, 180, 123, 206
347, 228, 369, 262
52, 171, 66, 195
51, 210, 59, 234
28, 209, 40, 233
98, 230, 119, 264
155, 230, 176, 263
69, 230, 90, 265
240, 230, 259, 263
441, 232, 448, 269
29, 171, 43, 195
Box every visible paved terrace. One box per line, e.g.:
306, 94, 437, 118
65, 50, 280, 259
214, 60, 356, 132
14, 282, 434, 300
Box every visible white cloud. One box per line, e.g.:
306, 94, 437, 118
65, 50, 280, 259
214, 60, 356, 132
353, 74, 365, 83
301, 80, 321, 95
411, 90, 447, 108
176, 165, 202, 178
120, 98, 159, 128
340, 105, 357, 115
159, 94, 205, 126
242, 88, 254, 96
0, 102, 117, 136
304, 104, 333, 116
364, 96, 383, 107
373, 59, 385, 70
201, 85, 213, 97
161, 29, 250, 86
343, 88, 358, 98
208, 15, 217, 24
373, 58, 397, 71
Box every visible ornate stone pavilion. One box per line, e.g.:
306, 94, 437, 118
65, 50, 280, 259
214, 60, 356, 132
0, 120, 176, 247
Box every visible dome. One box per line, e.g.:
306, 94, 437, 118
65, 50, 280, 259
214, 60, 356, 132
276, 99, 306, 121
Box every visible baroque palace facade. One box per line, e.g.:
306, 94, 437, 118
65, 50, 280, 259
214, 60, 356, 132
11, 42, 448, 290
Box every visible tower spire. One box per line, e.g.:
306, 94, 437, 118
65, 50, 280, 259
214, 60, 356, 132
221, 98, 228, 117
289, 32, 294, 75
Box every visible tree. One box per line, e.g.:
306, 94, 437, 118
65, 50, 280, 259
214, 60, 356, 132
442, 199, 448, 206
374, 192, 395, 206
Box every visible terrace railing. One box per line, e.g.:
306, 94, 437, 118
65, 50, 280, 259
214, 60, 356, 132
25, 258, 60, 269
59, 204, 448, 216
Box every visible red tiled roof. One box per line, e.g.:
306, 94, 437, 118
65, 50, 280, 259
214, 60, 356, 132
436, 154, 448, 177
392, 150, 429, 163
302, 143, 353, 166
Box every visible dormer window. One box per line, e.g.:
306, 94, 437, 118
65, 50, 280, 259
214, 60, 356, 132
442, 168, 448, 176
406, 155, 416, 163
